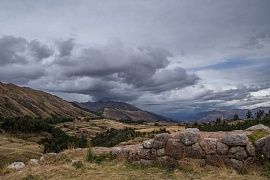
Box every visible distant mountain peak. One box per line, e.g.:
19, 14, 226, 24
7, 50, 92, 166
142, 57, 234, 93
75, 100, 171, 122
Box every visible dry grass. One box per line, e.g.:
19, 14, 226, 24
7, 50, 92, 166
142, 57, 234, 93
0, 134, 42, 170
1, 148, 268, 180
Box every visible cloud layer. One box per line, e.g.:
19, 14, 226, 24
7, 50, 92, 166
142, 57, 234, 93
0, 0, 270, 118
0, 35, 199, 102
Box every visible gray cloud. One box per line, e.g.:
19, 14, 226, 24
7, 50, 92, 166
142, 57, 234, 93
29, 40, 53, 59
56, 38, 74, 57
0, 36, 28, 65
0, 0, 269, 116
0, 35, 198, 102
0, 36, 53, 66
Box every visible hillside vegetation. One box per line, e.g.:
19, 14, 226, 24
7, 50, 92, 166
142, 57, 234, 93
0, 82, 96, 118
76, 101, 170, 122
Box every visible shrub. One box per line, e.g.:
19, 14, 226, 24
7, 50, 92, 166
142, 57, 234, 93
0, 116, 87, 153
86, 146, 115, 164
91, 128, 140, 147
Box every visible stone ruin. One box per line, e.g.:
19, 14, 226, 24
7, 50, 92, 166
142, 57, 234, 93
112, 127, 270, 171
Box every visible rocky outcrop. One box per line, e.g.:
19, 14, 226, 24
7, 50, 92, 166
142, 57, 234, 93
29, 159, 39, 165
245, 124, 270, 132
112, 128, 269, 171
255, 136, 270, 159
7, 162, 25, 170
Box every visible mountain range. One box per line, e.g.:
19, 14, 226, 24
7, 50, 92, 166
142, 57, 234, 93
0, 82, 96, 118
0, 82, 170, 122
75, 101, 171, 122
171, 107, 270, 122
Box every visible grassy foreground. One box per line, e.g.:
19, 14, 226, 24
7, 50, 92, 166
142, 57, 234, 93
1, 148, 268, 180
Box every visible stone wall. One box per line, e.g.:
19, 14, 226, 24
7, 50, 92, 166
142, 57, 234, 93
112, 128, 270, 171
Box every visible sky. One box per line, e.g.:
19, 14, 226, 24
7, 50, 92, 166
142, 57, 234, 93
0, 0, 270, 118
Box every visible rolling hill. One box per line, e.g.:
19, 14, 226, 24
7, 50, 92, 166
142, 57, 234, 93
171, 107, 270, 122
75, 101, 171, 122
0, 82, 96, 118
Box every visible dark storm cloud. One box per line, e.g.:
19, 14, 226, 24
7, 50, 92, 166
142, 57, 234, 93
29, 40, 53, 59
0, 35, 53, 66
0, 35, 199, 101
51, 43, 199, 97
0, 36, 28, 65
56, 38, 74, 57
0, 0, 269, 115
0, 35, 52, 84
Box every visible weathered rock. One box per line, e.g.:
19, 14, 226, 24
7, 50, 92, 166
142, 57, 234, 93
140, 159, 153, 166
181, 128, 200, 146
157, 148, 166, 157
261, 136, 270, 159
48, 152, 57, 156
152, 133, 170, 149
255, 136, 266, 151
127, 146, 141, 161
229, 159, 244, 171
143, 139, 153, 149
40, 156, 45, 162
246, 142, 256, 157
29, 159, 39, 165
165, 138, 184, 159
216, 142, 229, 155
111, 147, 123, 156
205, 155, 229, 167
138, 148, 152, 160
7, 162, 25, 170
156, 156, 177, 168
200, 138, 217, 155
185, 143, 206, 159
244, 157, 256, 169
222, 134, 248, 146
245, 124, 270, 132
228, 146, 248, 160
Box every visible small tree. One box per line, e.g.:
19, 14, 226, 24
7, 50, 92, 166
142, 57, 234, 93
233, 114, 239, 120
246, 110, 252, 119
255, 109, 264, 119
215, 117, 221, 124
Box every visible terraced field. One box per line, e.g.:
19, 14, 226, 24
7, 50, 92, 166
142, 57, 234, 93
55, 119, 185, 139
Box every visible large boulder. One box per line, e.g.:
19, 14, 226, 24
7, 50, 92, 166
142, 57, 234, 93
29, 159, 39, 165
152, 133, 170, 149
127, 146, 142, 161
165, 138, 184, 159
255, 136, 266, 151
222, 134, 248, 146
229, 158, 244, 171
143, 139, 153, 149
7, 162, 25, 170
246, 142, 256, 157
216, 142, 229, 155
200, 138, 217, 155
244, 157, 256, 169
185, 143, 206, 159
156, 156, 177, 168
205, 155, 229, 167
157, 148, 166, 157
111, 147, 123, 156
245, 124, 270, 132
228, 146, 248, 160
181, 128, 200, 146
138, 148, 154, 160
255, 136, 270, 159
